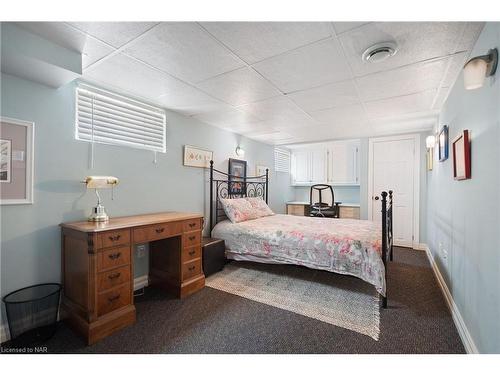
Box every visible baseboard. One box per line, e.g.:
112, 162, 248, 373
134, 275, 149, 291
413, 243, 427, 251
0, 322, 9, 343
423, 244, 479, 354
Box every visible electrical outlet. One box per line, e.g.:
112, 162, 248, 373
136, 244, 146, 258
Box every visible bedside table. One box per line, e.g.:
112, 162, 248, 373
202, 237, 226, 276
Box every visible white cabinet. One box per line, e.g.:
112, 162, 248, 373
327, 140, 359, 185
291, 140, 359, 186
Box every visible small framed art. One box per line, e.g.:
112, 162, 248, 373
438, 125, 449, 162
183, 145, 213, 168
228, 158, 247, 195
0, 117, 34, 205
452, 130, 471, 180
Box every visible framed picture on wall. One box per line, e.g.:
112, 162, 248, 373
0, 117, 34, 205
183, 145, 213, 168
452, 130, 471, 180
256, 165, 269, 180
438, 125, 449, 162
228, 158, 247, 195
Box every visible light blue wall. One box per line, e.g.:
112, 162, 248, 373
0, 73, 294, 319
426, 22, 500, 353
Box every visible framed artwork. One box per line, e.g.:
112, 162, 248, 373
228, 158, 247, 195
256, 165, 269, 180
183, 145, 213, 168
0, 117, 34, 205
426, 149, 433, 171
452, 130, 471, 180
438, 125, 449, 162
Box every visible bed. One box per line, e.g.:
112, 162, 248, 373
208, 160, 393, 307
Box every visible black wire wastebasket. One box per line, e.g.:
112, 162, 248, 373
2, 283, 61, 346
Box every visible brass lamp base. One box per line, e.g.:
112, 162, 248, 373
88, 204, 109, 222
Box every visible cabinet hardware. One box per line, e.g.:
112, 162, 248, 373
188, 266, 195, 271
108, 252, 121, 260
189, 222, 196, 228
108, 294, 120, 303
188, 236, 196, 241
109, 234, 121, 241
188, 250, 196, 256
108, 272, 121, 280
155, 228, 165, 234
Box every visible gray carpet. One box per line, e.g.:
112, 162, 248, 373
1, 247, 465, 353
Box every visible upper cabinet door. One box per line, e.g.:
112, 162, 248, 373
310, 147, 327, 183
291, 150, 311, 184
328, 140, 359, 185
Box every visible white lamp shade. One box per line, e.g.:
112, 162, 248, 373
85, 176, 119, 189
425, 135, 435, 149
464, 58, 488, 90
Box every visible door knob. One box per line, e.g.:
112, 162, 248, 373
374, 196, 379, 200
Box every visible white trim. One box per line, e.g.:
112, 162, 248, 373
134, 275, 149, 291
423, 244, 479, 354
368, 133, 420, 248
0, 116, 34, 205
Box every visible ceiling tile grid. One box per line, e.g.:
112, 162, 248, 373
12, 21, 485, 145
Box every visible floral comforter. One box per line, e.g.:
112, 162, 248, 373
212, 214, 386, 295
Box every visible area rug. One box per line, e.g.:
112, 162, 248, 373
206, 262, 380, 340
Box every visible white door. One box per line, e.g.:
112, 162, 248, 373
328, 141, 359, 185
310, 147, 327, 183
369, 135, 419, 248
292, 150, 311, 184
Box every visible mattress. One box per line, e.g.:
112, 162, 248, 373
212, 214, 386, 295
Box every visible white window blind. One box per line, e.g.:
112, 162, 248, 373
274, 148, 291, 173
76, 83, 166, 153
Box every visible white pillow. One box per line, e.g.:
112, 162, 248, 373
246, 197, 274, 218
220, 198, 258, 223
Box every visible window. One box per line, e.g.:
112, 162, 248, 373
274, 148, 291, 173
76, 83, 166, 153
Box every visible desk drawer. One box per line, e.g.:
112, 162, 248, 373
133, 222, 182, 243
182, 259, 202, 281
183, 218, 201, 232
99, 229, 130, 249
339, 206, 360, 219
183, 231, 201, 248
97, 246, 131, 272
97, 265, 131, 292
182, 245, 201, 263
97, 284, 131, 317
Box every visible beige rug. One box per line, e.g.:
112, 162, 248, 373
206, 262, 380, 340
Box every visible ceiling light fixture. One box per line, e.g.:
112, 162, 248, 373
362, 42, 398, 63
463, 48, 498, 90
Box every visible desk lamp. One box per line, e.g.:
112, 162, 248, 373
84, 176, 119, 222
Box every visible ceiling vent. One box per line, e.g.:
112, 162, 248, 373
362, 42, 398, 63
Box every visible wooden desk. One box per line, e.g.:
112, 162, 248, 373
286, 201, 360, 219
60, 212, 204, 345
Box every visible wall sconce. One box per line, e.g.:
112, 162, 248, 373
425, 135, 435, 171
463, 48, 498, 90
235, 146, 245, 157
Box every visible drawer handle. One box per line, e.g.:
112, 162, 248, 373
188, 235, 196, 241
188, 265, 196, 271
108, 252, 121, 260
188, 223, 196, 228
188, 250, 196, 256
155, 228, 165, 234
108, 272, 121, 280
109, 234, 121, 241
108, 294, 120, 303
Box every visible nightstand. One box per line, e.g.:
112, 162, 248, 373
202, 237, 226, 276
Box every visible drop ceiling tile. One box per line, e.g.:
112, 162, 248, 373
192, 107, 261, 128
339, 22, 466, 77
83, 53, 190, 99
455, 22, 485, 52
255, 39, 353, 93
309, 104, 368, 125
253, 38, 352, 93
200, 22, 333, 64
15, 22, 114, 68
332, 22, 369, 35
441, 52, 468, 87
68, 22, 157, 48
124, 23, 244, 83
237, 96, 314, 124
287, 122, 373, 142
287, 80, 359, 112
195, 67, 282, 106
157, 87, 230, 116
356, 57, 449, 102
364, 89, 437, 119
